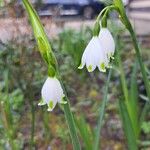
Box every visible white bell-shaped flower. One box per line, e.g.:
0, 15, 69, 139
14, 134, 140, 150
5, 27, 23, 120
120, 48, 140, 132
38, 77, 66, 111
98, 28, 115, 59
78, 36, 108, 72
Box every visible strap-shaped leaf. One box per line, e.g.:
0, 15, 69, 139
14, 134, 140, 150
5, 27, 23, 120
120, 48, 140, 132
119, 99, 138, 150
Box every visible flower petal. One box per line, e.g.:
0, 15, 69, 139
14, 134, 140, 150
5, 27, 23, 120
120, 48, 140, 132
38, 99, 46, 106
41, 77, 64, 111
47, 100, 57, 111
98, 62, 106, 72
99, 28, 115, 58
79, 36, 109, 72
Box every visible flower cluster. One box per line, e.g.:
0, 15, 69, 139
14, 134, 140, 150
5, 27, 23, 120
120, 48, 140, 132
38, 77, 65, 111
78, 27, 115, 72
38, 27, 115, 111
39, 28, 115, 111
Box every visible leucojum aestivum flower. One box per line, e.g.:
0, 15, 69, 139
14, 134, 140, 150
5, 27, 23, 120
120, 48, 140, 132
78, 19, 115, 72
22, 0, 66, 111
39, 77, 66, 111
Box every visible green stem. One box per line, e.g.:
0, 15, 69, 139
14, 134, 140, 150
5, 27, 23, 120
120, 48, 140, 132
43, 109, 51, 143
0, 102, 16, 150
25, 85, 35, 150
116, 41, 138, 149
116, 40, 139, 139
93, 69, 112, 150
96, 5, 117, 21
63, 99, 81, 150
59, 78, 81, 150
114, 0, 150, 124
127, 26, 150, 124
116, 49, 129, 102
0, 71, 16, 150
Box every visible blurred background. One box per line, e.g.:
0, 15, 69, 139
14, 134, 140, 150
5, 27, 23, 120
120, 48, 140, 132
0, 0, 150, 150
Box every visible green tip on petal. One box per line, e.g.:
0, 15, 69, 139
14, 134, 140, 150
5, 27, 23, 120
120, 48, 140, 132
62, 94, 65, 98
100, 63, 106, 72
109, 52, 114, 60
107, 64, 113, 69
110, 56, 114, 60
87, 65, 93, 72
78, 63, 83, 69
60, 100, 67, 104
38, 99, 46, 106
47, 101, 54, 111
60, 96, 67, 104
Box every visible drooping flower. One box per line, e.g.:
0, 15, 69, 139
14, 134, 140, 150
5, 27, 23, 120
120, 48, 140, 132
78, 36, 108, 72
38, 77, 66, 111
98, 28, 115, 60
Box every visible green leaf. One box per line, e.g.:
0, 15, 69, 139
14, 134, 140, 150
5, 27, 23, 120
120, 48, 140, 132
127, 61, 140, 138
119, 99, 138, 150
75, 115, 93, 150
93, 69, 112, 150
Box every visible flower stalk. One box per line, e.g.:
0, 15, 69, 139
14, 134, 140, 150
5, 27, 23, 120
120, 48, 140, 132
93, 69, 112, 150
113, 0, 150, 127
22, 0, 81, 149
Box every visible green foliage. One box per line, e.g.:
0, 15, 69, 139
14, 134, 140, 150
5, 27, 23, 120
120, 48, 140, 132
141, 122, 150, 134
53, 27, 92, 66
93, 70, 112, 150
56, 124, 70, 144
114, 21, 141, 148
0, 71, 24, 149
0, 39, 46, 94
75, 115, 94, 150
119, 100, 138, 150
0, 0, 4, 7
0, 38, 46, 149
127, 61, 140, 138
0, 6, 149, 148
1, 88, 24, 111
23, 1, 81, 149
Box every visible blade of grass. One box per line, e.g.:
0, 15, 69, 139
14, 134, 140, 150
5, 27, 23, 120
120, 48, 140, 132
75, 115, 93, 150
28, 86, 35, 150
119, 99, 138, 150
129, 26, 150, 125
93, 69, 112, 150
115, 35, 140, 140
128, 60, 140, 138
0, 71, 16, 150
115, 36, 139, 148
42, 108, 51, 143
